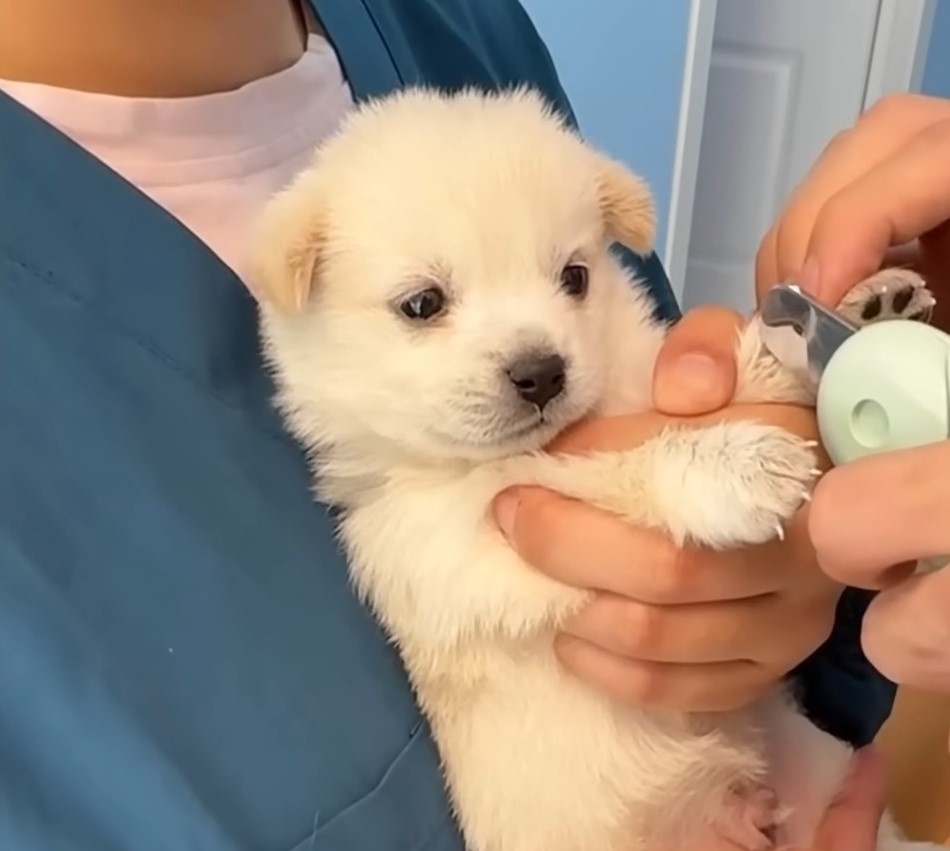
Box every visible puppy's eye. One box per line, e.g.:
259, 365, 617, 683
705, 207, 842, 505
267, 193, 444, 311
560, 264, 589, 299
399, 286, 446, 321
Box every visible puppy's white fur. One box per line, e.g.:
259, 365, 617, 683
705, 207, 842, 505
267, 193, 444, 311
251, 88, 936, 851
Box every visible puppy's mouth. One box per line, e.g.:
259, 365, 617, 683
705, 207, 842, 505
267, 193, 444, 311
428, 385, 596, 457
424, 410, 563, 457
483, 402, 587, 448
504, 414, 549, 439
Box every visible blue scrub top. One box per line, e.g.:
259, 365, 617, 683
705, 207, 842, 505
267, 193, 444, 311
0, 2, 893, 849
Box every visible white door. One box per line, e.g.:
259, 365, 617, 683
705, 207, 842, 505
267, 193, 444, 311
681, 0, 882, 314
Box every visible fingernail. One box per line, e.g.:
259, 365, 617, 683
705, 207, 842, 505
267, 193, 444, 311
493, 489, 520, 540
660, 352, 730, 409
798, 256, 821, 295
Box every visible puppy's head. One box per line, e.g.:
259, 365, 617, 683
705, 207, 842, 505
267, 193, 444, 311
253, 87, 655, 463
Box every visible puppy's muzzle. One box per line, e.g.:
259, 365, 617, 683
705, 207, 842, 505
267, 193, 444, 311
505, 353, 566, 411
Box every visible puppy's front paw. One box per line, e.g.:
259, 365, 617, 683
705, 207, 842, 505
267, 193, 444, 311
837, 268, 934, 326
648, 423, 819, 549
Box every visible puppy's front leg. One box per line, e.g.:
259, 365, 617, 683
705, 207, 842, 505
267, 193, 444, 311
522, 420, 818, 551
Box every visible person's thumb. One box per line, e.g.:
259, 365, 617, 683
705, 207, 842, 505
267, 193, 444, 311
652, 306, 741, 416
810, 747, 887, 851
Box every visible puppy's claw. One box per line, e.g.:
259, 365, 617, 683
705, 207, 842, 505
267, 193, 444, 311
775, 523, 785, 542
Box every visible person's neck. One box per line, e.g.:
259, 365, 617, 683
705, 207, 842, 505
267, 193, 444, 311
0, 0, 312, 97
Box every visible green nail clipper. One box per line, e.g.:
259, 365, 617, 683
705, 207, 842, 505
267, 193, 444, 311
760, 284, 945, 466
760, 284, 946, 571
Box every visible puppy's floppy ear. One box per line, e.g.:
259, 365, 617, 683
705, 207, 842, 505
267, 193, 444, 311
250, 172, 328, 314
595, 156, 657, 256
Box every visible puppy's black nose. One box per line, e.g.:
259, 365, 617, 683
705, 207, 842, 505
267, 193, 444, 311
506, 353, 566, 410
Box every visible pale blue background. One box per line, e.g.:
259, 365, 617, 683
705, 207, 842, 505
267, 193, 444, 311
519, 0, 692, 258
920, 0, 950, 97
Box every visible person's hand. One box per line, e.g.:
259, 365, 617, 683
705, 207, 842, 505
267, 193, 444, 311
492, 308, 841, 712
796, 747, 888, 851
755, 93, 950, 328
810, 442, 950, 692
752, 89, 950, 693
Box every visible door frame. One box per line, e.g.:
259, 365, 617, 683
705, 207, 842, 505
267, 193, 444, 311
663, 0, 937, 306
663, 0, 717, 304
864, 0, 937, 107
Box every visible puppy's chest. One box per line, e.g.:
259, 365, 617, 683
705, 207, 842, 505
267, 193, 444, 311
336, 471, 496, 579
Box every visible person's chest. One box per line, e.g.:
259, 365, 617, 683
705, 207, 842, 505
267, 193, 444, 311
0, 33, 353, 293
0, 9, 468, 851
1, 277, 459, 850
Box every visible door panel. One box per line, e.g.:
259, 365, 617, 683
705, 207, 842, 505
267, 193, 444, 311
683, 0, 881, 313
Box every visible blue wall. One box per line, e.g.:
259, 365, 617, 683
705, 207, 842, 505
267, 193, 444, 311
920, 0, 950, 98
519, 1, 692, 256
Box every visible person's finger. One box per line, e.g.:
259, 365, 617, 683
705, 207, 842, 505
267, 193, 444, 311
803, 117, 950, 305
755, 94, 950, 302
810, 747, 886, 851
809, 442, 950, 587
755, 225, 781, 303
561, 586, 834, 666
882, 241, 925, 271
756, 131, 867, 299
861, 567, 950, 691
496, 489, 798, 603
553, 635, 768, 711
651, 307, 743, 415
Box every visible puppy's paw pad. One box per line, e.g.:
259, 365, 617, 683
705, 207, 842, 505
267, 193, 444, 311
712, 785, 783, 851
837, 268, 935, 326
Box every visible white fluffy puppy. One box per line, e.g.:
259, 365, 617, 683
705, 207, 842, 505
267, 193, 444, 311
251, 87, 937, 851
